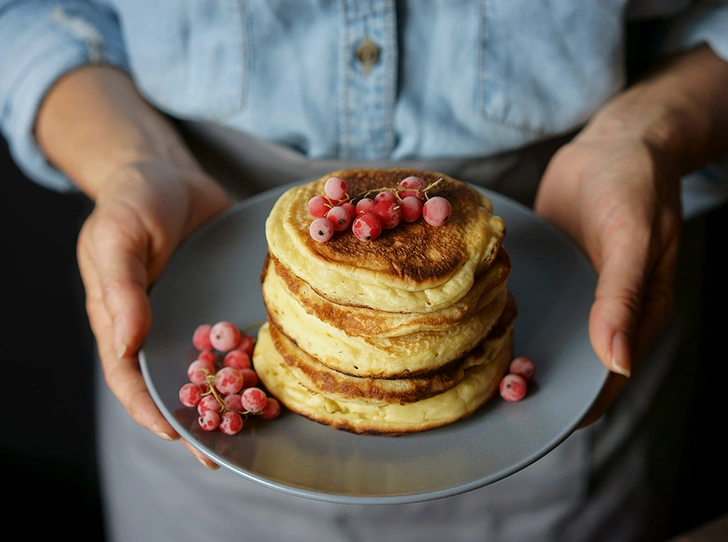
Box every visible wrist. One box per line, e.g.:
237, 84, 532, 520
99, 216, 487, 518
35, 65, 201, 199
577, 44, 728, 177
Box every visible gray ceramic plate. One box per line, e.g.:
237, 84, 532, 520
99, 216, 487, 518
140, 182, 608, 505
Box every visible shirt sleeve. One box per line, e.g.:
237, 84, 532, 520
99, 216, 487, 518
0, 0, 129, 192
667, 1, 728, 61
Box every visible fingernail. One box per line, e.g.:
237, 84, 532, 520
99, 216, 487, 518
114, 320, 128, 360
153, 430, 175, 441
611, 331, 631, 378
197, 456, 219, 470
116, 344, 128, 360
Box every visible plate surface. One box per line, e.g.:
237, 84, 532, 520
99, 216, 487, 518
140, 182, 608, 505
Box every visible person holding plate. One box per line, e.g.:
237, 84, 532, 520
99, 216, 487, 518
1, 1, 727, 541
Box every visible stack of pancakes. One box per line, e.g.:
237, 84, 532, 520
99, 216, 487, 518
253, 168, 517, 435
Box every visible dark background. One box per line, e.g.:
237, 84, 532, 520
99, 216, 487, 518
0, 136, 103, 536
1, 133, 726, 540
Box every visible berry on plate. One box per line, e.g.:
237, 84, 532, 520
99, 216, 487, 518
499, 374, 527, 402
509, 356, 535, 382
209, 321, 241, 352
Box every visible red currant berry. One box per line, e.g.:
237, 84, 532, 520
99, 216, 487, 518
187, 359, 215, 386
309, 217, 334, 242
197, 349, 218, 364
308, 195, 330, 218
224, 393, 244, 413
374, 190, 397, 205
223, 349, 252, 371
209, 321, 241, 352
509, 356, 535, 383
399, 176, 427, 199
236, 334, 256, 357
261, 397, 282, 420
355, 197, 376, 216
399, 195, 423, 222
499, 374, 527, 402
219, 411, 244, 435
422, 196, 452, 226
352, 213, 383, 241
341, 202, 356, 220
326, 205, 352, 231
198, 410, 221, 431
192, 324, 213, 351
198, 394, 222, 415
179, 383, 203, 407
373, 200, 402, 229
324, 177, 348, 201
240, 368, 259, 389
241, 387, 268, 414
215, 366, 244, 395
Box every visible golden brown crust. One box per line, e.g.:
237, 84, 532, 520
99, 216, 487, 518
267, 292, 517, 405
265, 248, 511, 337
254, 322, 515, 436
279, 168, 504, 290
264, 280, 510, 377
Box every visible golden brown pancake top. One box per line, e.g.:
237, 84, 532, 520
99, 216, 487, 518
282, 168, 501, 288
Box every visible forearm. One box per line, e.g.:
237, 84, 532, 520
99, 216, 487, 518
579, 44, 728, 177
35, 65, 200, 200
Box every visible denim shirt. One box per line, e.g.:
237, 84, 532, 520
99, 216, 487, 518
0, 0, 726, 193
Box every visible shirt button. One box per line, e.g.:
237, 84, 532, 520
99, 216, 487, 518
355, 37, 380, 75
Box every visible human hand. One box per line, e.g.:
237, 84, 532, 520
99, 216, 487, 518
77, 159, 231, 466
533, 45, 728, 427
534, 130, 682, 427
33, 65, 234, 467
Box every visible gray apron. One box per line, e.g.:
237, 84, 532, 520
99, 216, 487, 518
96, 123, 706, 542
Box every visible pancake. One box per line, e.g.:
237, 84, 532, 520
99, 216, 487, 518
254, 321, 514, 435
267, 292, 517, 405
265, 168, 506, 313
263, 266, 510, 377
265, 247, 512, 338
252, 168, 517, 435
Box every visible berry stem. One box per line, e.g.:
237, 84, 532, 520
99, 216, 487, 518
352, 178, 443, 204
202, 372, 225, 406
353, 186, 397, 202
239, 322, 264, 334
420, 177, 443, 200
201, 372, 264, 419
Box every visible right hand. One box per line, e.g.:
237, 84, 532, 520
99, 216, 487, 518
77, 158, 231, 467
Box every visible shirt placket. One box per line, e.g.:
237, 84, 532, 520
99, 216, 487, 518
339, 0, 397, 160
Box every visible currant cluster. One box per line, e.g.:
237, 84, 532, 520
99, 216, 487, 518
498, 356, 535, 402
308, 176, 452, 242
179, 321, 281, 435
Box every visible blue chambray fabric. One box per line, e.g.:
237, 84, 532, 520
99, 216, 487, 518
0, 0, 727, 192
0, 0, 128, 191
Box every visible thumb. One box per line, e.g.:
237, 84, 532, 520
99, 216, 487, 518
94, 225, 153, 360
80, 214, 177, 438
588, 225, 649, 378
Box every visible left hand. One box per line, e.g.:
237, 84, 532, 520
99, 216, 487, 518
534, 127, 682, 426
535, 44, 728, 427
